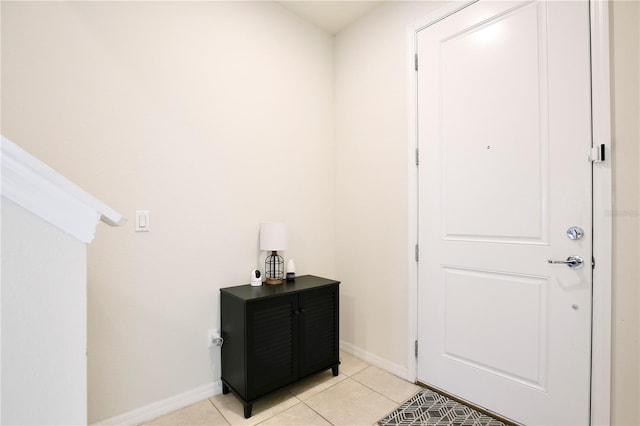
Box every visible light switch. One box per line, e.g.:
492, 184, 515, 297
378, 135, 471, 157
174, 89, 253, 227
136, 210, 150, 232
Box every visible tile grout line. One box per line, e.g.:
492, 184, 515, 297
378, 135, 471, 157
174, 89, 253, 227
292, 370, 355, 426
286, 362, 371, 426
301, 400, 336, 426
349, 365, 420, 407
350, 379, 414, 424
206, 397, 232, 426
211, 355, 414, 426
293, 364, 410, 426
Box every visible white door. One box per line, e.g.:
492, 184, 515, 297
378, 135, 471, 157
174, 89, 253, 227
416, 1, 592, 425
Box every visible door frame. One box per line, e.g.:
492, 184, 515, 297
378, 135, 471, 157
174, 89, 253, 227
406, 1, 612, 424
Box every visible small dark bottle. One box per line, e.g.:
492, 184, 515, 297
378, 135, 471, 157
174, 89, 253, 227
286, 259, 295, 282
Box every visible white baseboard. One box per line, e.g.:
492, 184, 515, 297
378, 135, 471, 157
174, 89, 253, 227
93, 381, 222, 426
340, 340, 411, 382
94, 345, 407, 425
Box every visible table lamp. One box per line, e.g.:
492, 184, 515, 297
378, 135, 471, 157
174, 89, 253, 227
260, 222, 288, 285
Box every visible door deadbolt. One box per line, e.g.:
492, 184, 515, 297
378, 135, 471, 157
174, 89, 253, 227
566, 226, 584, 240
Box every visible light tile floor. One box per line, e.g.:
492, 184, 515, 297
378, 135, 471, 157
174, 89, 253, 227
144, 351, 422, 426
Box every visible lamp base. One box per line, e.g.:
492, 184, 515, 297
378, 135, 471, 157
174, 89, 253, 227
264, 251, 284, 285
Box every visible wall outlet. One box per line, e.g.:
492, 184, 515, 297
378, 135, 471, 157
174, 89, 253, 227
208, 329, 223, 348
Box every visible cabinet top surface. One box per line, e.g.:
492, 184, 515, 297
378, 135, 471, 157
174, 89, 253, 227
220, 275, 339, 301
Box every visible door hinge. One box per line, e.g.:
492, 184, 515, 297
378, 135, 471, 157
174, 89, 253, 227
414, 53, 418, 71
415, 340, 419, 357
592, 257, 595, 269
415, 148, 419, 166
415, 244, 419, 262
590, 144, 606, 163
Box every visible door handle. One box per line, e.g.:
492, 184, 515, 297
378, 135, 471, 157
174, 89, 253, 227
548, 256, 584, 269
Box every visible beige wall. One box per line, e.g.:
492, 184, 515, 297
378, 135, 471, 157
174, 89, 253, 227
334, 0, 444, 374
610, 1, 640, 425
1, 1, 335, 422
334, 0, 640, 424
2, 0, 639, 423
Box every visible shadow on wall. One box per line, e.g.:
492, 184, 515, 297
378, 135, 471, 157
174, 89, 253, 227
340, 294, 357, 349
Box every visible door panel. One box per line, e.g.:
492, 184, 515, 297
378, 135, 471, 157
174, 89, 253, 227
442, 267, 548, 388
417, 1, 592, 424
441, 2, 547, 243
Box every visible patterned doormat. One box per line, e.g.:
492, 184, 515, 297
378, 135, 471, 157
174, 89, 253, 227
378, 388, 507, 426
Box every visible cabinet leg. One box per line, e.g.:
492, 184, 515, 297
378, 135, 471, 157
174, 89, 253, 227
332, 364, 339, 377
243, 402, 253, 419
222, 383, 230, 395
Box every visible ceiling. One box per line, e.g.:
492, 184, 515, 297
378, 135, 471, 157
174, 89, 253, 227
277, 1, 383, 35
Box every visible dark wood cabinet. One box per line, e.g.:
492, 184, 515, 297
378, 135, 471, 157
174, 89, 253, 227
220, 275, 340, 418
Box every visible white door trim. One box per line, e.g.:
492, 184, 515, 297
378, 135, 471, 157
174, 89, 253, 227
588, 1, 613, 424
405, 0, 478, 385
406, 1, 612, 424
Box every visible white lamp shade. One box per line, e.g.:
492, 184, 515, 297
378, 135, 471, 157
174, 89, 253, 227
260, 222, 288, 251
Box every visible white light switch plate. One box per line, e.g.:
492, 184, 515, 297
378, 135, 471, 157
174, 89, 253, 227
135, 210, 150, 232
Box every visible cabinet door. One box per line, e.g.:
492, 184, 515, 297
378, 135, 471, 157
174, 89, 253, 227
298, 285, 339, 377
220, 292, 247, 398
246, 294, 299, 400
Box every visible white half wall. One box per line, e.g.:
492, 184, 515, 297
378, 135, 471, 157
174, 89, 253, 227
1, 199, 87, 425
